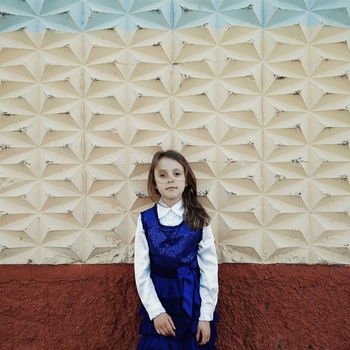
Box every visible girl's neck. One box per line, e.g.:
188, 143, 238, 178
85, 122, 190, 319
160, 197, 182, 208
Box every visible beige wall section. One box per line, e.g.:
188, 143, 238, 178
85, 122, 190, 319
261, 25, 350, 264
0, 26, 349, 264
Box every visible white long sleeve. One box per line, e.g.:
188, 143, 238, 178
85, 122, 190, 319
134, 200, 218, 321
134, 216, 166, 320
197, 224, 218, 321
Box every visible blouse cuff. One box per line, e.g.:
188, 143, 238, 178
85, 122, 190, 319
148, 306, 166, 321
199, 312, 213, 321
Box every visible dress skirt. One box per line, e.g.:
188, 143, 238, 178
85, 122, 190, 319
136, 262, 218, 350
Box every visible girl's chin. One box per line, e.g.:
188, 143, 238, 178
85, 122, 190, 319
162, 195, 182, 204
164, 194, 180, 200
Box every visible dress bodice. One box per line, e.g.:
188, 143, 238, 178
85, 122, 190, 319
141, 205, 203, 268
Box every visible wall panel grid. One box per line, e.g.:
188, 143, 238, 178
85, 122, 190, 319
0, 3, 350, 265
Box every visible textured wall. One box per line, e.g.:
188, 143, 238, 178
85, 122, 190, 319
0, 0, 350, 265
0, 263, 349, 350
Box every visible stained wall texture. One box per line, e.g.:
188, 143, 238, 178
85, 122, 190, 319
0, 0, 350, 265
0, 264, 349, 350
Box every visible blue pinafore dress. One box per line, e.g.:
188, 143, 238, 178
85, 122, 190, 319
136, 205, 217, 350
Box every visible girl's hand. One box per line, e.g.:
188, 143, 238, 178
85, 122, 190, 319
153, 312, 176, 337
196, 320, 211, 345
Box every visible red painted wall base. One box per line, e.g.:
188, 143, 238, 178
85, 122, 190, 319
0, 263, 349, 350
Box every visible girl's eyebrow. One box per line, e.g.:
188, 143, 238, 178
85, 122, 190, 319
156, 167, 183, 172
157, 168, 183, 173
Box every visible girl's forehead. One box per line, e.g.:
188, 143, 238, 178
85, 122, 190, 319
155, 157, 184, 171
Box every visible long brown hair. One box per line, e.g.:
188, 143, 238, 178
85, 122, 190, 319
147, 150, 210, 230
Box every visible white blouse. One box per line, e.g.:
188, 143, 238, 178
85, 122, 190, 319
134, 200, 218, 321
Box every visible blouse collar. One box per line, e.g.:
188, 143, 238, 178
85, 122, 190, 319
157, 199, 184, 219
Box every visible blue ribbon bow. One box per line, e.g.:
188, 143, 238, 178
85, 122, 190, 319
177, 260, 201, 318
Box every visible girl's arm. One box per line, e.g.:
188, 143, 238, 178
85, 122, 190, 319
134, 215, 166, 320
197, 224, 218, 321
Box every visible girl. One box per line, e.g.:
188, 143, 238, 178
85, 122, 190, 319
134, 150, 218, 349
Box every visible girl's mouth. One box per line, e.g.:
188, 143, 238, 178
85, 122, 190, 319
166, 186, 177, 190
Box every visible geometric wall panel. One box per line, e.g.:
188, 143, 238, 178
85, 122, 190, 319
263, 24, 350, 264
83, 28, 172, 263
0, 31, 84, 264
172, 25, 264, 263
0, 0, 349, 264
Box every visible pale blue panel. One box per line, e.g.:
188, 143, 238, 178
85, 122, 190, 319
221, 9, 261, 27
265, 0, 350, 27
70, 1, 92, 30
129, 0, 170, 13
131, 10, 173, 30
41, 0, 86, 15
173, 0, 262, 28
0, 0, 36, 16
312, 0, 349, 10
0, 0, 83, 31
85, 0, 172, 30
83, 0, 173, 30
26, 0, 45, 15
1, 0, 350, 31
0, 15, 35, 32
84, 0, 126, 14
0, 0, 173, 31
268, 0, 308, 11
39, 13, 82, 32
263, 7, 305, 28
314, 9, 350, 27
84, 12, 125, 31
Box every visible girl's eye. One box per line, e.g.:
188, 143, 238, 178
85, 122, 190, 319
159, 173, 165, 177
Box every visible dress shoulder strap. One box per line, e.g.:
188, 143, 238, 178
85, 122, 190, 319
140, 204, 157, 235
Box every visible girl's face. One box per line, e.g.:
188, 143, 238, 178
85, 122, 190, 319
154, 157, 186, 207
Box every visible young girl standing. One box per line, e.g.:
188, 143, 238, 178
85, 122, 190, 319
134, 150, 218, 349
